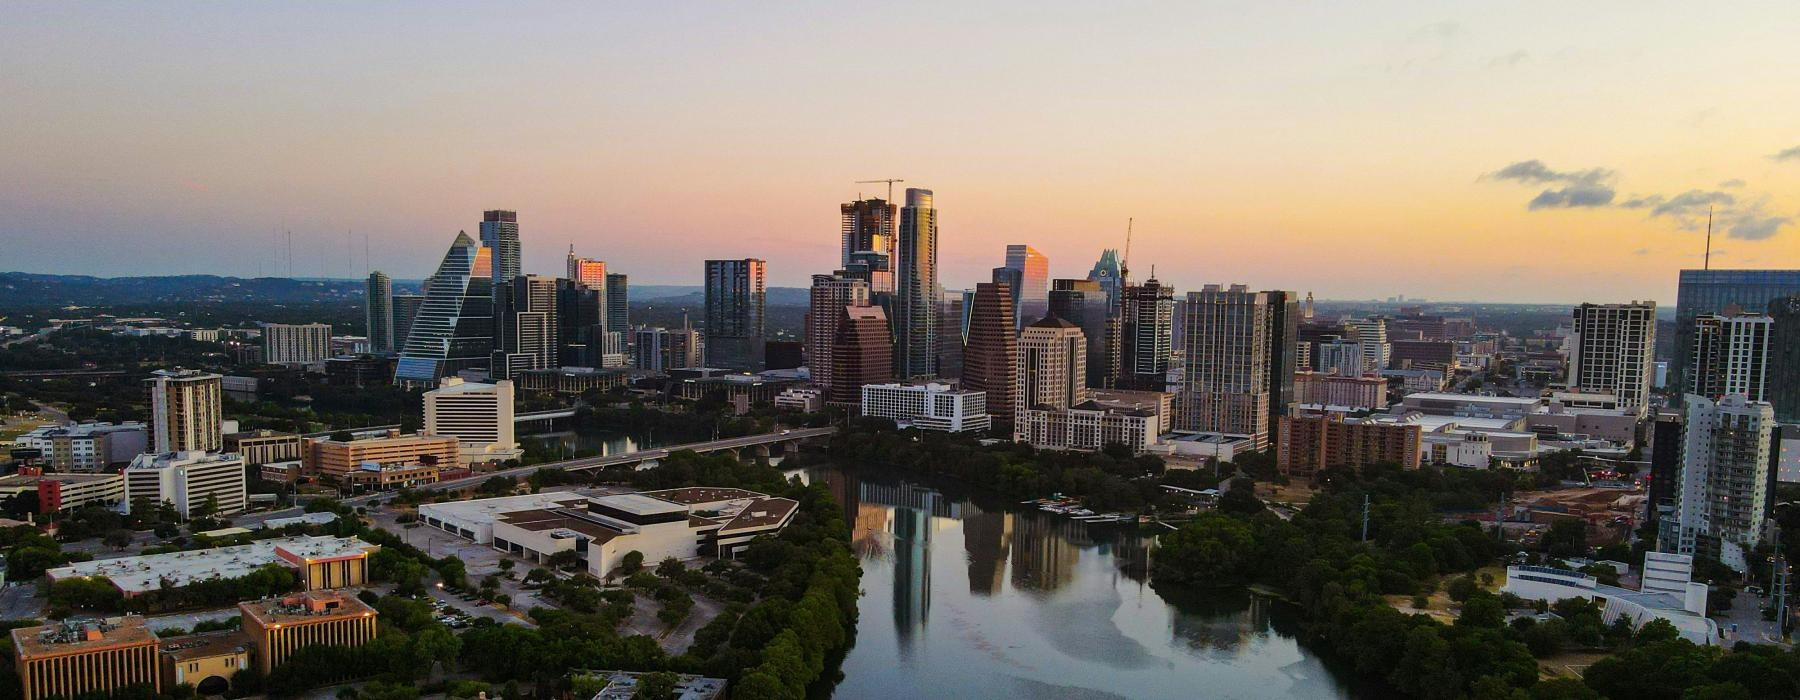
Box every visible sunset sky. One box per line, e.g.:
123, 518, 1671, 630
2, 2, 1798, 303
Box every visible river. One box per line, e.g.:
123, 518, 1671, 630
814, 468, 1368, 700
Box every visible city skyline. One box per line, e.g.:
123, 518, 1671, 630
3, 4, 1799, 303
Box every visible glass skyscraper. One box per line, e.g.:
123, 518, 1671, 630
1087, 249, 1123, 316
1003, 244, 1049, 327
393, 232, 495, 385
1672, 269, 1800, 400
365, 271, 393, 353
894, 188, 940, 379
703, 259, 766, 371
478, 210, 520, 283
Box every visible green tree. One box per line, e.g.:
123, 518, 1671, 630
631, 671, 679, 700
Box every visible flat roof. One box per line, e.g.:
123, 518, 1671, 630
721, 498, 798, 533
240, 591, 376, 626
591, 493, 687, 516
1403, 392, 1541, 406
13, 617, 158, 659
0, 473, 120, 487
160, 630, 250, 662
418, 492, 593, 522
46, 536, 374, 594
497, 508, 624, 543
643, 487, 764, 505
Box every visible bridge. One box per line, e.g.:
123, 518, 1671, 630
346, 426, 839, 501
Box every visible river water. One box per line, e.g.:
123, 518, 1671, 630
814, 468, 1367, 700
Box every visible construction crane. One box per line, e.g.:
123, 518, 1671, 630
1121, 217, 1134, 283
855, 179, 905, 203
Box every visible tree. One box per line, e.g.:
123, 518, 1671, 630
1542, 519, 1588, 559
632, 671, 679, 700
620, 550, 645, 575
1528, 678, 1599, 700
103, 529, 134, 551
1151, 512, 1258, 585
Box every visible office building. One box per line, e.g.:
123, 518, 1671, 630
47, 535, 375, 597
1689, 313, 1771, 403
961, 282, 1017, 430
703, 259, 766, 372
1017, 402, 1158, 453
491, 274, 559, 379
1568, 302, 1657, 411
841, 198, 896, 268
146, 369, 223, 454
807, 273, 871, 393
554, 278, 607, 368
1277, 414, 1423, 479
223, 429, 303, 466
1089, 388, 1174, 434
635, 323, 704, 372
14, 422, 147, 472
1016, 316, 1087, 413
423, 377, 518, 465
1050, 278, 1117, 389
893, 188, 940, 379
1340, 318, 1390, 372
1177, 285, 1277, 448
1647, 410, 1683, 527
0, 472, 124, 513
1771, 295, 1800, 422
605, 273, 630, 334
260, 323, 331, 366
830, 306, 893, 406
302, 431, 460, 483
1265, 290, 1301, 440
324, 354, 396, 388
479, 209, 520, 282
1673, 393, 1776, 572
1672, 269, 1800, 399
516, 367, 629, 396
1002, 244, 1049, 328
391, 293, 424, 352
1087, 249, 1123, 315
240, 591, 378, 675
1500, 552, 1718, 646
566, 246, 607, 289
366, 271, 393, 353
393, 232, 494, 385
1313, 340, 1366, 378
1118, 277, 1174, 390
13, 617, 162, 700
1293, 371, 1387, 409
937, 290, 968, 380
861, 382, 990, 432
1391, 339, 1456, 370
123, 451, 247, 519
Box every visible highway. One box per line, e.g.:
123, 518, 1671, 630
341, 426, 837, 504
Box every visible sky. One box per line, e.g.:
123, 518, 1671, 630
2, 2, 1798, 304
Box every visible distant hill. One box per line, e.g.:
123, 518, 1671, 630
629, 285, 810, 307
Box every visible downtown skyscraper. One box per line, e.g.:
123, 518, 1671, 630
479, 210, 521, 283
1001, 244, 1049, 328
366, 271, 394, 353
893, 188, 939, 379
605, 273, 630, 334
841, 198, 896, 269
492, 275, 559, 379
807, 272, 871, 395
1568, 302, 1656, 411
566, 246, 607, 290
394, 232, 495, 385
1176, 284, 1278, 448
1117, 277, 1174, 390
1087, 249, 1123, 315
1671, 269, 1800, 400
1049, 278, 1116, 389
962, 282, 1017, 432
704, 259, 766, 372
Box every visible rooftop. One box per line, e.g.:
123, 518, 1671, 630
585, 670, 726, 700
496, 508, 623, 543
159, 630, 250, 662
591, 493, 688, 516
46, 536, 375, 594
126, 451, 245, 471
0, 473, 120, 488
417, 491, 592, 522
240, 590, 376, 626
12, 617, 158, 659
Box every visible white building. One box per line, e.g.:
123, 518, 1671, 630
1674, 393, 1775, 573
45, 535, 375, 596
1341, 318, 1390, 372
0, 473, 125, 512
1567, 302, 1656, 410
860, 383, 990, 433
423, 377, 520, 465
1016, 402, 1157, 453
1314, 341, 1365, 378
1501, 552, 1716, 645
146, 369, 224, 454
1689, 313, 1771, 403
261, 323, 333, 366
772, 388, 824, 413
122, 451, 248, 519
13, 422, 148, 471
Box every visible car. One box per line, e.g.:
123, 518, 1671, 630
1746, 586, 1765, 596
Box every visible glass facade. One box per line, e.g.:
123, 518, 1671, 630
1672, 270, 1800, 400
394, 232, 494, 385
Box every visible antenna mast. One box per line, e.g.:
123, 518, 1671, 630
1704, 205, 1714, 270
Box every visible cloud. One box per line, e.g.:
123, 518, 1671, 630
1487, 160, 1616, 209
1487, 50, 1529, 69
1724, 210, 1791, 240
1487, 160, 1612, 185
1719, 179, 1746, 188
1770, 145, 1800, 162
1485, 159, 1789, 240
1412, 21, 1460, 41
1529, 183, 1616, 209
1632, 248, 1651, 255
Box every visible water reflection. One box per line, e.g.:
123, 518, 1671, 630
819, 467, 1366, 700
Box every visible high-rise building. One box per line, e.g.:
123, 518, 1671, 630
1770, 296, 1800, 423
703, 259, 766, 371
962, 282, 1016, 431
1016, 316, 1087, 416
605, 273, 630, 334
261, 323, 332, 366
124, 451, 247, 519
394, 232, 494, 385
1689, 313, 1771, 403
1568, 302, 1657, 411
423, 377, 519, 465
1314, 340, 1366, 378
479, 210, 520, 283
391, 294, 424, 352
841, 198, 896, 268
491, 275, 559, 379
366, 271, 394, 353
1672, 270, 1800, 400
1003, 245, 1049, 328
146, 369, 223, 454
843, 250, 894, 295
1118, 277, 1174, 390
807, 273, 870, 394
831, 306, 894, 406
861, 382, 987, 432
1265, 291, 1301, 441
893, 188, 939, 379
936, 290, 968, 380
566, 246, 607, 289
634, 322, 704, 372
555, 278, 606, 368
1276, 414, 1422, 479
1087, 249, 1123, 316
1176, 284, 1276, 448
1341, 318, 1390, 373
1674, 393, 1776, 572
1051, 279, 1115, 390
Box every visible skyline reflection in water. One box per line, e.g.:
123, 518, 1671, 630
818, 467, 1366, 700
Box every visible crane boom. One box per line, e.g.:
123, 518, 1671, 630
855, 178, 905, 203
1122, 217, 1134, 282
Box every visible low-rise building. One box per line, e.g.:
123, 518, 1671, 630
1151, 431, 1258, 462
323, 354, 396, 388
517, 367, 631, 395
1293, 371, 1387, 409
46, 535, 375, 596
1276, 413, 1422, 479
12, 617, 162, 700
1087, 389, 1174, 434
582, 670, 727, 700
123, 451, 247, 519
13, 422, 148, 472
1501, 552, 1715, 645
860, 382, 990, 433
1016, 402, 1157, 453
303, 431, 459, 483
772, 387, 825, 413
224, 429, 303, 466
240, 591, 378, 675
0, 472, 125, 513
341, 462, 440, 493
